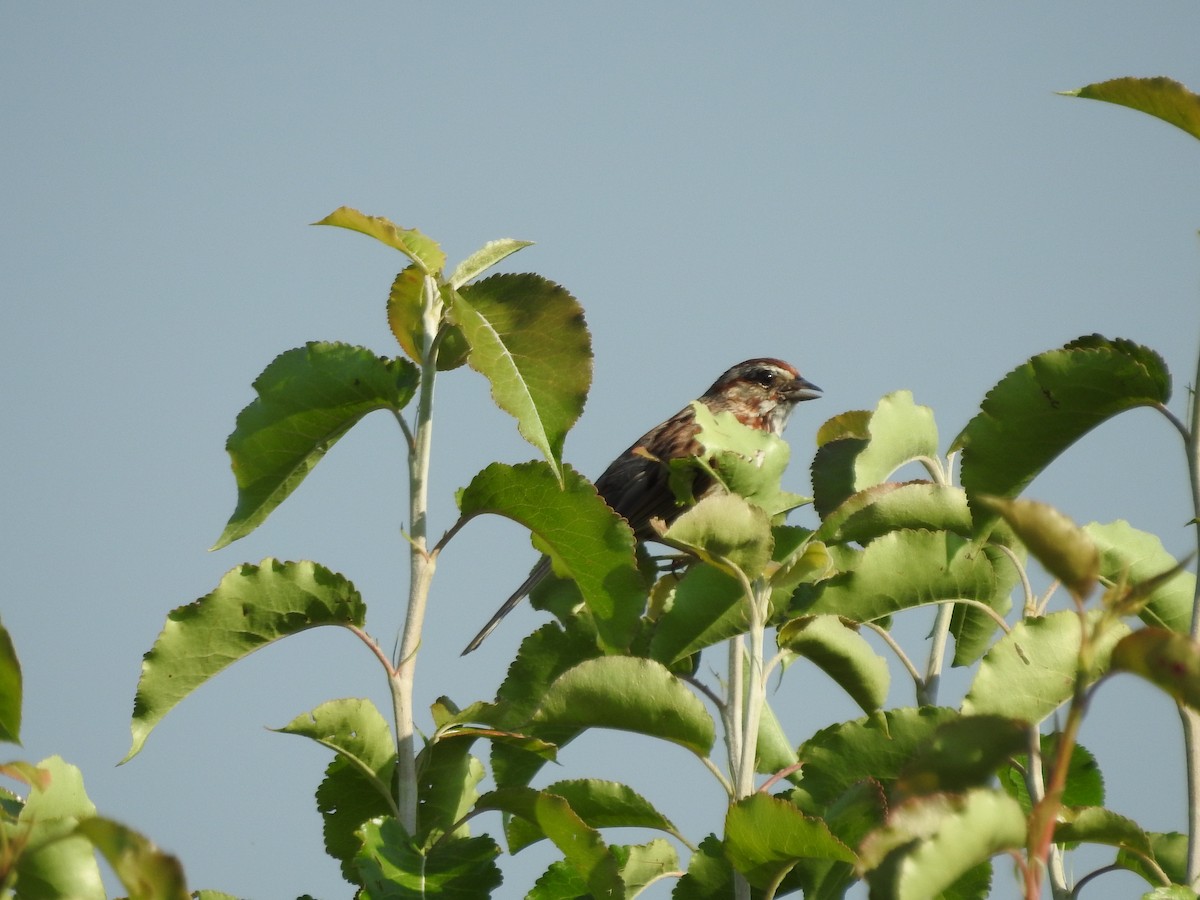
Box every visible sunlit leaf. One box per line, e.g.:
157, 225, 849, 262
15, 756, 104, 899
457, 462, 642, 653
449, 238, 535, 289
76, 817, 188, 900
490, 625, 600, 790
1063, 76, 1200, 142
610, 838, 679, 896
811, 392, 938, 518
275, 698, 395, 803
274, 698, 398, 871
314, 206, 446, 274
778, 615, 889, 715
690, 403, 807, 517
386, 266, 469, 370
476, 787, 611, 886
125, 559, 366, 761
0, 618, 20, 743
816, 481, 971, 545
661, 491, 774, 579
953, 335, 1170, 530
976, 495, 1099, 598
450, 273, 591, 473
725, 793, 856, 890
213, 342, 418, 549
506, 779, 682, 852
962, 610, 1128, 722
414, 736, 484, 847
1054, 806, 1154, 857
859, 789, 1025, 899
355, 817, 501, 898
1115, 831, 1188, 888
756, 696, 800, 778
1088, 520, 1194, 632
791, 529, 1001, 624
853, 391, 939, 486
530, 657, 714, 757
1111, 629, 1200, 710
649, 528, 819, 665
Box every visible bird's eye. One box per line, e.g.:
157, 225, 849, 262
748, 369, 776, 387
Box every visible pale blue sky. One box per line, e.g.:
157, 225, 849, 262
4, 5, 1200, 898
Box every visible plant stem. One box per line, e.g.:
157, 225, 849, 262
1185, 355, 1200, 886
917, 602, 954, 706
738, 580, 770, 798
1158, 342, 1200, 885
391, 273, 444, 834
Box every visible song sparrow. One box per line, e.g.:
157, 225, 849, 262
461, 358, 821, 654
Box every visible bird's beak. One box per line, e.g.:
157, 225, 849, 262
787, 377, 822, 403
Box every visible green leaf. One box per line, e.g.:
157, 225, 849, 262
1063, 76, 1200, 142
0, 617, 21, 743
506, 779, 682, 853
778, 615, 889, 715
894, 715, 1027, 802
791, 529, 1002, 624
414, 737, 485, 847
1000, 737, 1104, 814
274, 698, 398, 871
355, 818, 501, 899
275, 698, 396, 807
314, 206, 446, 274
853, 391, 940, 486
661, 492, 774, 579
789, 781, 887, 900
13, 756, 104, 900
672, 834, 734, 900
962, 610, 1129, 722
1111, 628, 1200, 710
1088, 520, 1194, 632
476, 787, 611, 884
648, 565, 743, 666
458, 462, 643, 653
449, 238, 535, 289
859, 789, 1025, 899
691, 403, 807, 517
451, 273, 591, 473
530, 657, 715, 757
213, 342, 419, 549
1118, 831, 1188, 887
755, 696, 800, 778
125, 559, 367, 761
792, 707, 959, 810
649, 528, 821, 665
387, 266, 469, 370
724, 793, 856, 890
1144, 887, 1200, 900
527, 860, 589, 899
811, 392, 938, 518
610, 838, 679, 896
815, 481, 972, 545
490, 625, 600, 789
953, 336, 1171, 529
75, 817, 189, 900
1054, 805, 1154, 857
975, 496, 1099, 598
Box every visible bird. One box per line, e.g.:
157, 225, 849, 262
461, 358, 821, 654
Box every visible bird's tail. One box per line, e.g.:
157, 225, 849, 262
461, 557, 552, 655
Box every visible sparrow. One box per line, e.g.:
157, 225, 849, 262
462, 358, 821, 654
